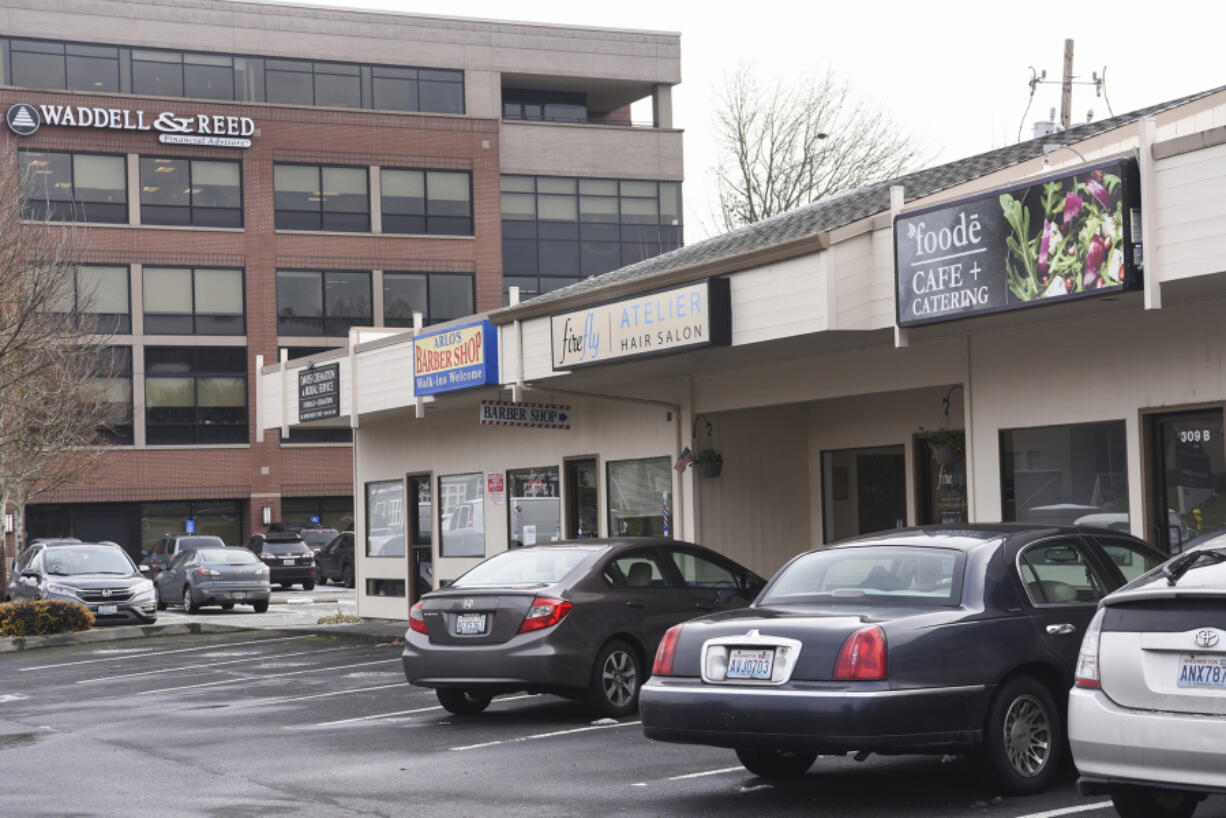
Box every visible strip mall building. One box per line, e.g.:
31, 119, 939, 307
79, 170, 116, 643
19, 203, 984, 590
265, 87, 1226, 620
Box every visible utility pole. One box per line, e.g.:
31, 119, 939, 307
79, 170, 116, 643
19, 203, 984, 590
1060, 38, 1074, 130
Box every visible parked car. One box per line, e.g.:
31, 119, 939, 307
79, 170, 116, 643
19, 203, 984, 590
315, 531, 354, 588
140, 534, 229, 576
246, 532, 316, 590
9, 537, 82, 572
402, 538, 765, 717
299, 527, 340, 555
4, 541, 157, 624
1069, 543, 1226, 817
154, 546, 271, 614
639, 524, 1165, 794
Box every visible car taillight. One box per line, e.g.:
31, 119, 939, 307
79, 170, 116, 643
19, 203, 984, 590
518, 597, 573, 633
1075, 608, 1106, 689
652, 624, 683, 676
833, 625, 887, 681
193, 568, 221, 577
408, 601, 428, 635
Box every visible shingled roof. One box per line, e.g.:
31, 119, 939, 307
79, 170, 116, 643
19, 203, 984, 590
500, 84, 1225, 314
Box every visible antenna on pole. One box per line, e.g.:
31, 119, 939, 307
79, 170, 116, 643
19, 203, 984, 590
1019, 39, 1111, 141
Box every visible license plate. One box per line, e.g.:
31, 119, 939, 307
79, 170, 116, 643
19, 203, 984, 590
98, 604, 118, 616
727, 647, 774, 680
231, 592, 246, 600
1177, 655, 1226, 689
282, 558, 295, 566
455, 613, 487, 635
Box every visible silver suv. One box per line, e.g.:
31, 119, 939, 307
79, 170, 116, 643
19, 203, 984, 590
1069, 544, 1226, 817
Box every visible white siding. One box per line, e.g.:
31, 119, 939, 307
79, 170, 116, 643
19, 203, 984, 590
729, 254, 827, 345
1155, 142, 1226, 281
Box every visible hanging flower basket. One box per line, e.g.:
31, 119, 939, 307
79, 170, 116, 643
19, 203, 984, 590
695, 448, 723, 478
925, 430, 964, 465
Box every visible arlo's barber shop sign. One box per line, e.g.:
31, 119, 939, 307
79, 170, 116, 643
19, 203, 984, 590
550, 278, 731, 371
6, 101, 255, 148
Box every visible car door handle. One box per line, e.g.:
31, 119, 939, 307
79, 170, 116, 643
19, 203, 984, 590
1046, 623, 1076, 635
625, 601, 646, 609
695, 602, 718, 611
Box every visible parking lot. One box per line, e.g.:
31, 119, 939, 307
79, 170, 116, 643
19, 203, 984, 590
2, 629, 1221, 818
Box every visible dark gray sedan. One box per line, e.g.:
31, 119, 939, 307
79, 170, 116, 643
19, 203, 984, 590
640, 524, 1166, 794
402, 538, 764, 717
154, 546, 271, 613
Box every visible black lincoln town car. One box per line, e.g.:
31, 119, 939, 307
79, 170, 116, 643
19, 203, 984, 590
640, 524, 1165, 794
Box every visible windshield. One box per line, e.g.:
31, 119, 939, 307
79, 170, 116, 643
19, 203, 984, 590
44, 546, 136, 576
263, 540, 310, 555
301, 529, 339, 547
760, 546, 965, 607
200, 549, 259, 564
453, 548, 591, 588
179, 536, 227, 549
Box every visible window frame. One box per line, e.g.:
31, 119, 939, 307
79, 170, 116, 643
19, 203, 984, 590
142, 266, 246, 336
143, 345, 248, 446
275, 269, 372, 337
380, 167, 474, 237
382, 271, 475, 328
139, 156, 243, 228
1015, 536, 1111, 607
19, 148, 128, 224
273, 162, 370, 233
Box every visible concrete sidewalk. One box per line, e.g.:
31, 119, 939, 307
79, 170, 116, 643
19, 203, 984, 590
0, 617, 409, 653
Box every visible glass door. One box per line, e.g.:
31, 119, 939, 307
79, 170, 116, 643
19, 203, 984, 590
565, 458, 599, 539
822, 446, 907, 543
1150, 409, 1226, 553
407, 474, 432, 603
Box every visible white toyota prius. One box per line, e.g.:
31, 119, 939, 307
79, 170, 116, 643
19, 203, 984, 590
1069, 544, 1226, 818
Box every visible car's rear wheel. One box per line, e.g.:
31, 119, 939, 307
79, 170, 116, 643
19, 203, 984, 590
182, 586, 198, 615
252, 601, 269, 613
302, 580, 315, 591
155, 588, 167, 611
984, 675, 1062, 795
586, 639, 641, 718
1111, 787, 1201, 818
436, 688, 492, 715
317, 574, 329, 586
342, 563, 355, 589
734, 748, 816, 779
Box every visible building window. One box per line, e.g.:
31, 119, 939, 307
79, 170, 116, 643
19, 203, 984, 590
140, 157, 242, 227
366, 480, 405, 558
500, 175, 682, 302
273, 164, 369, 232
276, 270, 371, 337
380, 169, 472, 236
1000, 421, 1128, 526
144, 346, 247, 445
52, 264, 131, 334
607, 457, 672, 538
502, 89, 587, 123
383, 272, 474, 327
281, 496, 353, 532
140, 500, 242, 554
0, 37, 462, 112
508, 467, 560, 548
95, 346, 133, 446
19, 150, 127, 224
143, 267, 244, 335
439, 473, 484, 557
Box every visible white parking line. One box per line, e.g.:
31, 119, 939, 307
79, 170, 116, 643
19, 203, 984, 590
227, 682, 412, 708
1014, 803, 1113, 818
450, 719, 641, 751
74, 645, 354, 684
313, 693, 538, 727
632, 766, 745, 787
137, 658, 400, 695
19, 636, 310, 672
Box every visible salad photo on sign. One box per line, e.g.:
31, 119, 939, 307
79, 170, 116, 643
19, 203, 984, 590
1001, 168, 1125, 303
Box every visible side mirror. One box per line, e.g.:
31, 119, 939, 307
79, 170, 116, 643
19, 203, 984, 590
736, 571, 758, 593
21, 570, 40, 582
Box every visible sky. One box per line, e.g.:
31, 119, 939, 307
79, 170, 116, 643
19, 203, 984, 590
278, 0, 1224, 239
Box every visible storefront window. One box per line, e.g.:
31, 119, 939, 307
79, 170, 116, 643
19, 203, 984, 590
508, 467, 560, 547
439, 473, 484, 557
1000, 420, 1128, 527
140, 500, 242, 553
366, 480, 405, 558
607, 457, 672, 538
281, 496, 353, 533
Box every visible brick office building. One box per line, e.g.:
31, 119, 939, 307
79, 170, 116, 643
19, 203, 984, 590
0, 0, 683, 560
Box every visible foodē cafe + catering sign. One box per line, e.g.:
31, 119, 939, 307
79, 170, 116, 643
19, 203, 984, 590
550, 278, 731, 371
6, 101, 256, 148
894, 157, 1142, 327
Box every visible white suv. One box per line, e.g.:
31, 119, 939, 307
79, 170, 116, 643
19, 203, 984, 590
1069, 545, 1226, 817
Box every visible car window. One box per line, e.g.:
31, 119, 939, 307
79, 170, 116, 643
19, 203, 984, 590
200, 549, 258, 564
451, 547, 590, 587
167, 550, 192, 571
44, 546, 135, 576
1018, 539, 1110, 605
1094, 537, 1165, 583
666, 549, 739, 588
17, 547, 40, 572
761, 546, 963, 606
603, 549, 674, 589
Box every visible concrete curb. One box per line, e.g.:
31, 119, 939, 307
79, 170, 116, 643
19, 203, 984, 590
0, 621, 253, 653
280, 622, 408, 645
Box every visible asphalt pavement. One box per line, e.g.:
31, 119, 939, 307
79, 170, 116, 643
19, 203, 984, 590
4, 628, 1223, 818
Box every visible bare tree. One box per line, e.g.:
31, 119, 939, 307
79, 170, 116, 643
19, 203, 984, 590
713, 63, 926, 231
0, 140, 116, 587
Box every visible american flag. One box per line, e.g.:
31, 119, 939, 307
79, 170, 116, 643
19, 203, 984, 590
674, 447, 696, 472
